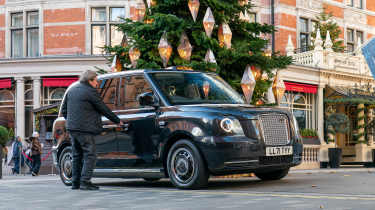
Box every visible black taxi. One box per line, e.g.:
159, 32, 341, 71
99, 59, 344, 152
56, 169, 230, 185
52, 69, 303, 189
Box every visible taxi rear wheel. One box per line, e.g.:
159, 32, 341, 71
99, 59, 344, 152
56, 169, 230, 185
59, 146, 73, 186
255, 168, 290, 181
167, 140, 209, 189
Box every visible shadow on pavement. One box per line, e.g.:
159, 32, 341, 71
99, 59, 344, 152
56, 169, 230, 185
94, 176, 317, 191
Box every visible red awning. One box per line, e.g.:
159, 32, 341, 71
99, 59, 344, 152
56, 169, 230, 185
0, 79, 12, 89
43, 77, 78, 87
284, 82, 317, 94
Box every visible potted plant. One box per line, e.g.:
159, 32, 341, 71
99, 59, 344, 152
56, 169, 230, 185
0, 126, 9, 179
326, 113, 350, 168
300, 129, 320, 145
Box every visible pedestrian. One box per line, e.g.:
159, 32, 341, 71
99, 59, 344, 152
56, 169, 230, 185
61, 70, 122, 190
30, 132, 42, 176
11, 136, 23, 174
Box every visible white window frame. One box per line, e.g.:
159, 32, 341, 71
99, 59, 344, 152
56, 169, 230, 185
90, 6, 126, 55
9, 10, 40, 58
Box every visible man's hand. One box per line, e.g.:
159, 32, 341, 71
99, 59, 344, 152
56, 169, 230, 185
118, 121, 124, 127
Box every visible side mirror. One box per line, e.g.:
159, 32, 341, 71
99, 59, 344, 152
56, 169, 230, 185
137, 92, 159, 108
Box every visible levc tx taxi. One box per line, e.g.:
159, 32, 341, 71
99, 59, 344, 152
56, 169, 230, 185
52, 69, 303, 189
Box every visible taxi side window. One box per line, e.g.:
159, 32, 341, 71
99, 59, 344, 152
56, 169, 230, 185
118, 75, 153, 110
97, 78, 121, 110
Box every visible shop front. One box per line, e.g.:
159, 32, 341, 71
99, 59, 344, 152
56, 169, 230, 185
325, 86, 375, 164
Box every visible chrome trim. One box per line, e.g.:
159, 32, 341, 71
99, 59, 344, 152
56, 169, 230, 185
94, 168, 163, 173
258, 114, 291, 146
224, 160, 259, 165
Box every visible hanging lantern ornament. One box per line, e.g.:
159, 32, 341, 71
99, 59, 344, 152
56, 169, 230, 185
272, 71, 286, 106
135, 2, 146, 22
188, 0, 200, 22
203, 81, 210, 98
120, 35, 128, 56
178, 32, 193, 61
110, 55, 122, 72
146, 0, 156, 8
205, 49, 216, 72
239, 0, 248, 6
241, 65, 256, 104
158, 32, 173, 68
218, 23, 232, 48
239, 11, 249, 22
203, 7, 215, 38
251, 66, 262, 81
205, 49, 216, 64
129, 47, 141, 68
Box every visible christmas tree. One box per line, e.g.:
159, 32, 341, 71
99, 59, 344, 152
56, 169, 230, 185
310, 9, 344, 52
106, 0, 292, 104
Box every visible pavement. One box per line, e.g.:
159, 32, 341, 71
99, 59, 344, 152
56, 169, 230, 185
1, 168, 375, 210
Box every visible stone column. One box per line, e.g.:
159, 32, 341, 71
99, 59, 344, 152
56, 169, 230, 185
368, 108, 374, 146
32, 76, 41, 131
357, 103, 365, 143
317, 84, 325, 144
15, 77, 25, 139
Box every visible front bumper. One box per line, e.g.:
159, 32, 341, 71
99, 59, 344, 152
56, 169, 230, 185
52, 146, 59, 168
197, 136, 303, 175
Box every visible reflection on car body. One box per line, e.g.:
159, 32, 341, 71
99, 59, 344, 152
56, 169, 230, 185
52, 69, 303, 189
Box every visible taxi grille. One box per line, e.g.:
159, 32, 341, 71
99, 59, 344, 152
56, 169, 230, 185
259, 114, 290, 146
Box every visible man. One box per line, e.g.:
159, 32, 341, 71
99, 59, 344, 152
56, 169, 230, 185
30, 132, 42, 176
62, 70, 122, 190
11, 136, 23, 174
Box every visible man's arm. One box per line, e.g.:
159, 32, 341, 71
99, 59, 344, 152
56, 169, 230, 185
61, 94, 68, 119
88, 89, 121, 124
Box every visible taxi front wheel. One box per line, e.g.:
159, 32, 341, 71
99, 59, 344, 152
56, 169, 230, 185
59, 146, 73, 186
167, 140, 209, 189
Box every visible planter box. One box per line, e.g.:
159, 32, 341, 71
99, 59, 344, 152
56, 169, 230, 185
328, 147, 342, 168
302, 136, 321, 145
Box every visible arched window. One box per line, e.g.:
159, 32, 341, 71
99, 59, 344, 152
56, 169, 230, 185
50, 88, 66, 101
0, 90, 14, 102
292, 94, 307, 129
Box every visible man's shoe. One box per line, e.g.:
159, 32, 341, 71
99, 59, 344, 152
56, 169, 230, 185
71, 184, 80, 190
80, 182, 99, 191
31, 172, 36, 176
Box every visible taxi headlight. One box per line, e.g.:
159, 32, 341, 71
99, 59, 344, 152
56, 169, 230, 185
220, 118, 244, 135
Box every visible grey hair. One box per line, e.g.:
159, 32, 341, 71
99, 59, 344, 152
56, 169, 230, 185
80, 70, 97, 83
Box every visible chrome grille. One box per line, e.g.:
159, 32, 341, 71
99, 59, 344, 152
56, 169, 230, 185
258, 114, 290, 146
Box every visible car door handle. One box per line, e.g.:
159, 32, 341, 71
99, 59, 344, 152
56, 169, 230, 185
103, 124, 129, 131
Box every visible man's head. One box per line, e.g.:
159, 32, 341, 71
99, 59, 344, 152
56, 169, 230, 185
80, 70, 98, 88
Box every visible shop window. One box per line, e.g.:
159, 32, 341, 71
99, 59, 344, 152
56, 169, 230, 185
280, 91, 314, 130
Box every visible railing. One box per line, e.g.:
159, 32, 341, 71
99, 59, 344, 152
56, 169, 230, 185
292, 51, 314, 67
293, 145, 321, 170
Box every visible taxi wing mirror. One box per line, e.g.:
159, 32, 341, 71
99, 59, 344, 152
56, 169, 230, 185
137, 92, 160, 108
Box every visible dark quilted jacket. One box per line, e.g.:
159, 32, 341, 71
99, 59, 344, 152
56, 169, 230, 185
61, 82, 120, 134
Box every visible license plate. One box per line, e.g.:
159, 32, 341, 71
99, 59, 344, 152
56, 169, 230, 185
266, 146, 293, 156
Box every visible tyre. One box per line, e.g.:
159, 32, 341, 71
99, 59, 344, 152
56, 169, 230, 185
59, 146, 73, 186
167, 140, 209, 189
255, 168, 290, 181
143, 178, 161, 182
